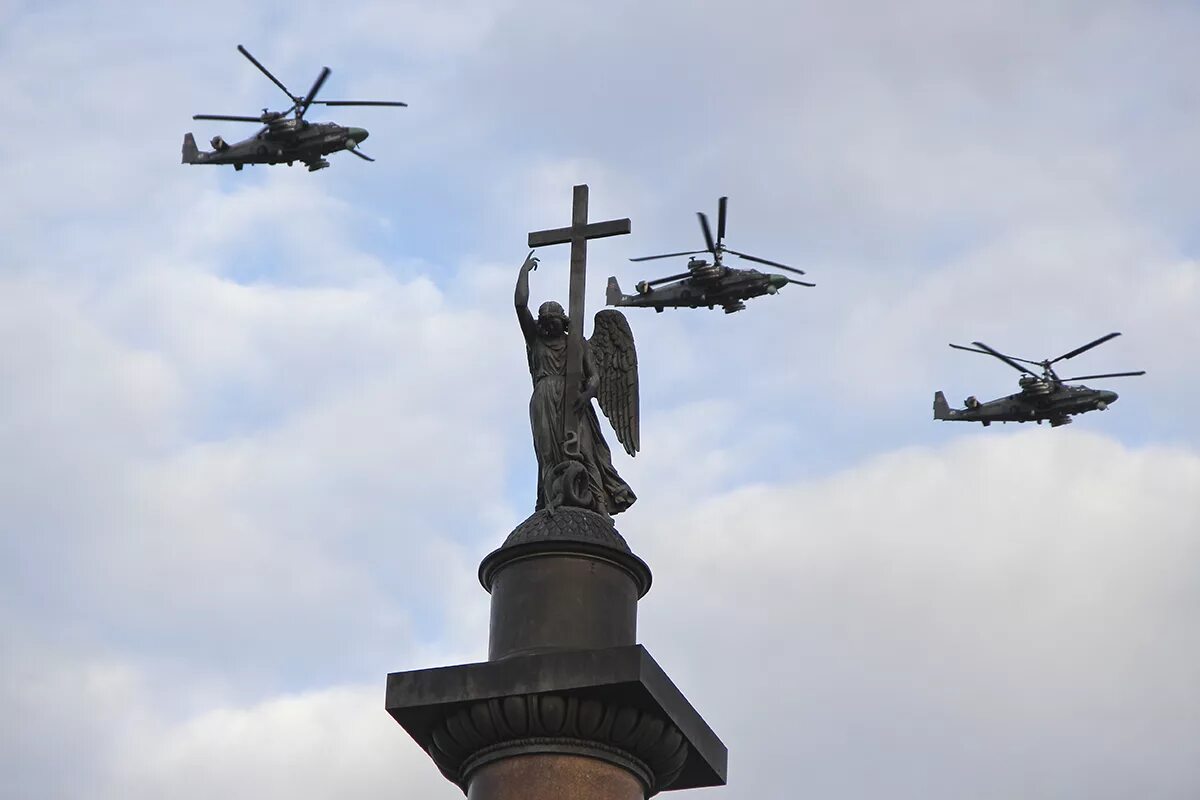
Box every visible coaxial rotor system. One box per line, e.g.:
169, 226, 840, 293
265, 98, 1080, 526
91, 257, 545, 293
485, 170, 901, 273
949, 333, 1145, 384
630, 196, 815, 287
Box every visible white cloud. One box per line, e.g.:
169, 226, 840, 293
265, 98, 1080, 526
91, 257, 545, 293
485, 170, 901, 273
102, 682, 458, 800
9, 430, 1193, 799
631, 430, 1200, 799
1, 631, 460, 800
1, 1, 1198, 798
0, 174, 515, 686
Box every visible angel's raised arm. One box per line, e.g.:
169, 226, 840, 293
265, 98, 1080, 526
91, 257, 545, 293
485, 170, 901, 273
515, 251, 538, 345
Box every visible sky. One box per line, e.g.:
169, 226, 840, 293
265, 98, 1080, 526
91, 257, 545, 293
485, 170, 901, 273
1, 0, 1198, 797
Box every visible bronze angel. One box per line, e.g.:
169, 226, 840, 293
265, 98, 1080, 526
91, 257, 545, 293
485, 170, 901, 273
516, 254, 639, 516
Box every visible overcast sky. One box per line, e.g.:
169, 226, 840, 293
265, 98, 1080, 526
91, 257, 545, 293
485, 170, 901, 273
1, 1, 1198, 798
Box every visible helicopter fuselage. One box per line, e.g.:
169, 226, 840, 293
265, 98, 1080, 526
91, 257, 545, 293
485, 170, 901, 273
182, 121, 368, 171
933, 383, 1119, 427
608, 265, 789, 314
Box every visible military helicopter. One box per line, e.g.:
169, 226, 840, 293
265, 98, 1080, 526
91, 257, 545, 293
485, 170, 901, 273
182, 45, 406, 172
608, 196, 814, 314
933, 332, 1145, 427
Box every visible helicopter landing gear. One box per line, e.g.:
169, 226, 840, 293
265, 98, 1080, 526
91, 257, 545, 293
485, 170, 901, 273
306, 159, 330, 172
234, 163, 243, 171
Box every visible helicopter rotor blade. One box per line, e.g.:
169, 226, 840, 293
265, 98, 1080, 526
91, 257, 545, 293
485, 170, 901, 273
1060, 371, 1146, 381
717, 196, 728, 245
347, 147, 375, 162
1050, 332, 1122, 364
786, 278, 816, 287
629, 249, 707, 262
297, 67, 331, 117
313, 100, 409, 107
970, 341, 1039, 376
645, 272, 694, 287
949, 343, 994, 355
948, 343, 1043, 366
697, 212, 717, 253
237, 45, 296, 103
725, 248, 805, 275
193, 114, 266, 122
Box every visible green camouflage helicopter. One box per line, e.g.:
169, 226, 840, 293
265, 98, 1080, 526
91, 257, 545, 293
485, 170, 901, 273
934, 332, 1145, 427
611, 197, 814, 314
182, 45, 406, 172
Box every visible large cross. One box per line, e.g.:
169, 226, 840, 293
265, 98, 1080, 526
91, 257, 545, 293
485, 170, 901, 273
528, 184, 631, 452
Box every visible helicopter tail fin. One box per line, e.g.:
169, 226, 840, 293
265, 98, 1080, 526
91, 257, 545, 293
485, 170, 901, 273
933, 391, 952, 420
606, 276, 625, 306
181, 133, 200, 164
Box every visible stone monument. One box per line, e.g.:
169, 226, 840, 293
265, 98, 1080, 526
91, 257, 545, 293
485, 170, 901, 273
386, 185, 727, 799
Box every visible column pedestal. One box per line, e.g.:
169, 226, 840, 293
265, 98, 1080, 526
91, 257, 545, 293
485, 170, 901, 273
386, 508, 726, 796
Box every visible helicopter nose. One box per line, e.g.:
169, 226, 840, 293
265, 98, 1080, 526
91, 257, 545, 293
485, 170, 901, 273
769, 274, 788, 289
1102, 390, 1119, 405
348, 127, 369, 143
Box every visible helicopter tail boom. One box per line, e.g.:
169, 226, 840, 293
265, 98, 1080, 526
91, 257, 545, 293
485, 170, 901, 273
933, 391, 954, 420
181, 133, 201, 164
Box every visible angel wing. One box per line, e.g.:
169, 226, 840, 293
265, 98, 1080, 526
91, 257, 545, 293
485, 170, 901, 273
588, 309, 639, 457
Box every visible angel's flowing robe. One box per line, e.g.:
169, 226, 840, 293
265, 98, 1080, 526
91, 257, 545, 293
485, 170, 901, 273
527, 332, 636, 515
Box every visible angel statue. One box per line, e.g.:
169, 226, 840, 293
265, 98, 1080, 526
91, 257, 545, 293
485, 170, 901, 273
515, 253, 639, 517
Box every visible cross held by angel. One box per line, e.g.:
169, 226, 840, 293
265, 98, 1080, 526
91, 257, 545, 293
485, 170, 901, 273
516, 253, 639, 517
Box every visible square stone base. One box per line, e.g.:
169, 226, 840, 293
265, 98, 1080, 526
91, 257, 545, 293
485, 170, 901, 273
386, 644, 727, 791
